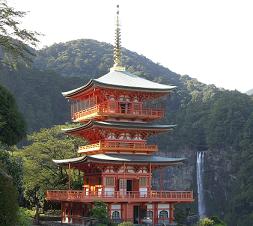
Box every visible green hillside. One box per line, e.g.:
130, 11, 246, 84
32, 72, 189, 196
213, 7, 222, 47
0, 39, 252, 225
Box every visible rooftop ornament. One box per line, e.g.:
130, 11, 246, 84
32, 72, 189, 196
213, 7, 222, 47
111, 4, 126, 72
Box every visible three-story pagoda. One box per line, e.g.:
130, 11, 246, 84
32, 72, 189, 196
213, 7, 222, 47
46, 5, 194, 225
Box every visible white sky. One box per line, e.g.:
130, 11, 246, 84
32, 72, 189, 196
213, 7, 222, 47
8, 0, 253, 92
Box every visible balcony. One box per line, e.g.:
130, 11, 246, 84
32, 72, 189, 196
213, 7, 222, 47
71, 100, 165, 122
78, 140, 158, 154
46, 190, 194, 203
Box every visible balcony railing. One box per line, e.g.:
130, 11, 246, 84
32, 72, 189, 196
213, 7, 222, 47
71, 100, 165, 122
46, 190, 194, 203
78, 140, 158, 154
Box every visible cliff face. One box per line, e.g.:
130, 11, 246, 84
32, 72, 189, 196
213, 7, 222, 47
155, 149, 234, 219
204, 150, 233, 217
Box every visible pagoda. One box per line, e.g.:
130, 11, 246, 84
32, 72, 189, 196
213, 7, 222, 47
46, 5, 194, 225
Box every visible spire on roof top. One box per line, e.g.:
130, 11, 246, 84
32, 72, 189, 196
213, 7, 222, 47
111, 4, 125, 72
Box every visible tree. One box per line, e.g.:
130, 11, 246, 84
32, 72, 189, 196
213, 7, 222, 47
16, 125, 86, 221
0, 148, 23, 200
0, 0, 39, 67
0, 85, 26, 145
0, 164, 19, 225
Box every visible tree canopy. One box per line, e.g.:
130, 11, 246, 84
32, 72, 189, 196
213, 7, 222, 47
0, 0, 39, 67
0, 85, 26, 145
15, 125, 86, 210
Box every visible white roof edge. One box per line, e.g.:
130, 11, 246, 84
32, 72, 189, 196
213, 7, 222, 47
52, 156, 86, 164
62, 70, 176, 97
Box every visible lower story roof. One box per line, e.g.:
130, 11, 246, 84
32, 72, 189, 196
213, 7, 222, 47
53, 154, 185, 166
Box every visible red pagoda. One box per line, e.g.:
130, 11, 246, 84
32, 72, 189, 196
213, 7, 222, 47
46, 5, 194, 225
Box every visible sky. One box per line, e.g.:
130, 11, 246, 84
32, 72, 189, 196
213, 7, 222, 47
8, 0, 253, 93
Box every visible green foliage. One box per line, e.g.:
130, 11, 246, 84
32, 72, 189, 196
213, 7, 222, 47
0, 149, 23, 200
33, 39, 181, 87
0, 166, 19, 226
16, 207, 33, 226
15, 125, 86, 209
118, 222, 133, 226
91, 201, 109, 225
0, 0, 39, 67
224, 112, 253, 226
0, 67, 84, 132
0, 84, 26, 145
197, 217, 214, 226
210, 216, 226, 226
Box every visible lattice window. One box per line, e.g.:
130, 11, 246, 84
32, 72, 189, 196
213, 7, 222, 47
105, 177, 114, 186
119, 179, 126, 189
139, 177, 147, 187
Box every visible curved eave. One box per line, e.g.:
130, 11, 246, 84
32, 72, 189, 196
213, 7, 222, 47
62, 79, 94, 98
62, 121, 176, 134
62, 79, 176, 99
53, 156, 87, 165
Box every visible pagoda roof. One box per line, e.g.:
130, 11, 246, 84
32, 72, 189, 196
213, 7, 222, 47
63, 120, 176, 134
53, 154, 185, 166
62, 69, 176, 98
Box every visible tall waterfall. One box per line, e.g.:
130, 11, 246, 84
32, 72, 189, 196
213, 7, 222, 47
197, 151, 205, 218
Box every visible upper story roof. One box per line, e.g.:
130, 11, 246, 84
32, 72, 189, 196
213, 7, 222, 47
62, 69, 176, 98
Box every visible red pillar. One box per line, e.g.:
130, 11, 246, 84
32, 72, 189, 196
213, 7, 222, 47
108, 203, 111, 220
149, 163, 152, 196
169, 203, 174, 224
61, 202, 64, 223
153, 203, 158, 225
126, 204, 133, 222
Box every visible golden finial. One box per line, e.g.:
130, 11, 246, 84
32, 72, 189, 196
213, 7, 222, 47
111, 4, 125, 71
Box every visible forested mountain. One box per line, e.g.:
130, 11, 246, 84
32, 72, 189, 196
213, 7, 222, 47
0, 39, 252, 225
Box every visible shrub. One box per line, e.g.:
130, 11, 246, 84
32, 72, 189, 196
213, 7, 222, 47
118, 222, 133, 226
16, 207, 33, 226
0, 168, 19, 226
91, 201, 109, 225
198, 217, 214, 226
210, 216, 227, 226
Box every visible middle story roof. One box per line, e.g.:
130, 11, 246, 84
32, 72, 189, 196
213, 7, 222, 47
63, 120, 176, 133
63, 120, 176, 141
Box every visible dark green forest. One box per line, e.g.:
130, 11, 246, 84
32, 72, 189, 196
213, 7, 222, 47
0, 39, 253, 225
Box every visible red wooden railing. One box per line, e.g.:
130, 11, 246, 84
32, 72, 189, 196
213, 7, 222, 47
46, 190, 194, 203
78, 140, 158, 153
71, 100, 165, 121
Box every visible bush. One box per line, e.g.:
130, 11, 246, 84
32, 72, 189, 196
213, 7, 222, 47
118, 222, 133, 226
0, 168, 19, 226
210, 216, 227, 226
198, 218, 214, 226
91, 201, 109, 225
16, 207, 33, 226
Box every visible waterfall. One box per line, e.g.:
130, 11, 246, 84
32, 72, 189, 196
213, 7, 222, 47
197, 151, 205, 218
